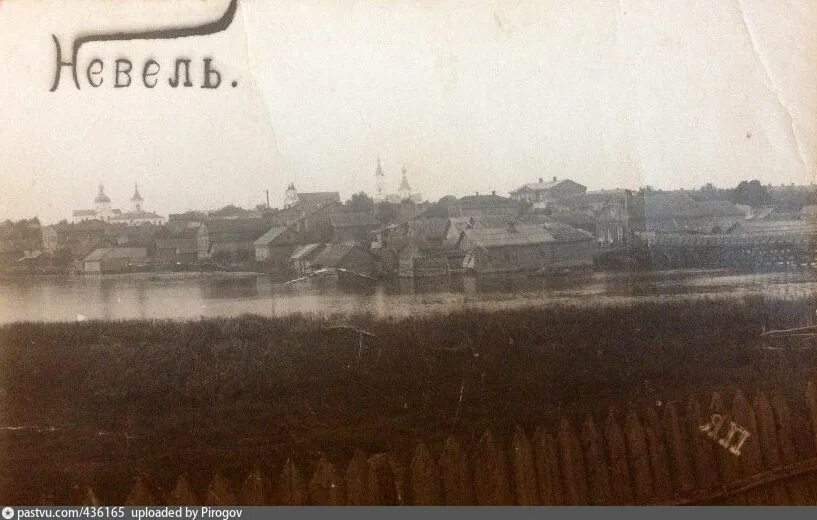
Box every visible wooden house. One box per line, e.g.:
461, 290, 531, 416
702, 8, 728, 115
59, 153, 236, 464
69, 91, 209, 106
456, 222, 597, 274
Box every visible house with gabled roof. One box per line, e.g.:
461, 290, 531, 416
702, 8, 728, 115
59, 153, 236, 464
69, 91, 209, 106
289, 243, 326, 275
509, 177, 587, 208
82, 247, 148, 273
329, 212, 380, 244
311, 243, 376, 277
197, 218, 271, 260
253, 225, 300, 264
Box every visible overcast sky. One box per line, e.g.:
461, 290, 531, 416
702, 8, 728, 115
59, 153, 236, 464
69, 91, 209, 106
1, 0, 815, 223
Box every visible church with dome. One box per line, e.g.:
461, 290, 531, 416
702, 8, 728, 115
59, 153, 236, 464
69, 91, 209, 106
71, 184, 165, 226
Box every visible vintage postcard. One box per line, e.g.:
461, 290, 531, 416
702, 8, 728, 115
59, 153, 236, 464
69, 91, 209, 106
1, 0, 817, 510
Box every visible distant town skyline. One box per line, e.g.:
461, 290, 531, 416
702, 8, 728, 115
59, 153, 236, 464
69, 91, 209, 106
11, 173, 816, 226
2, 0, 815, 223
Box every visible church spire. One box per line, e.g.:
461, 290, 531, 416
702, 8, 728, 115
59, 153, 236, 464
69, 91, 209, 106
131, 183, 143, 202
375, 156, 384, 177
130, 182, 143, 212
398, 167, 411, 192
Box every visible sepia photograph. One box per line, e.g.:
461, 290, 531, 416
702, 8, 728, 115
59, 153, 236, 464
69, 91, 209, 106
1, 0, 817, 511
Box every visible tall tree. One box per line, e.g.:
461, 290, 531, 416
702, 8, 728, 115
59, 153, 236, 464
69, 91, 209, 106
347, 191, 375, 213
731, 180, 771, 207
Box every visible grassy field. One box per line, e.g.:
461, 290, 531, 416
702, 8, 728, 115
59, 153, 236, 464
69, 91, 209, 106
2, 296, 817, 503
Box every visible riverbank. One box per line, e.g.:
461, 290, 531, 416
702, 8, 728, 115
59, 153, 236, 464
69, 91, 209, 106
2, 296, 817, 503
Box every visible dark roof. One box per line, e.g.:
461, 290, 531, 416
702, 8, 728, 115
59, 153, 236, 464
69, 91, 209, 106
570, 189, 630, 204
414, 217, 451, 240
48, 220, 109, 233
447, 215, 551, 236
550, 211, 597, 227
290, 243, 325, 260
329, 212, 380, 228
155, 237, 197, 254
203, 218, 270, 242
460, 221, 592, 249
208, 205, 252, 218
169, 211, 207, 222
455, 194, 519, 209
110, 210, 163, 221
73, 209, 96, 217
155, 225, 199, 239
511, 178, 586, 194
650, 232, 815, 248
83, 247, 147, 261
297, 192, 341, 206
645, 193, 743, 220
254, 226, 297, 246
542, 222, 594, 242
312, 243, 365, 267
732, 220, 815, 234
460, 224, 554, 248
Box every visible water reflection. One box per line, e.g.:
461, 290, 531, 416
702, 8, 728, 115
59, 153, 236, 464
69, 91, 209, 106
201, 276, 258, 299
0, 269, 815, 324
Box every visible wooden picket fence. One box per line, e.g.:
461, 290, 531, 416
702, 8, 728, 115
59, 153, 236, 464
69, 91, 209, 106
82, 381, 817, 505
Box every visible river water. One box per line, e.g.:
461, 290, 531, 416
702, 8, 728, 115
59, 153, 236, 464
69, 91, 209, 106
0, 269, 815, 324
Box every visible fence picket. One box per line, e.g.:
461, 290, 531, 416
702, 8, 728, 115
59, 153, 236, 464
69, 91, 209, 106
581, 416, 612, 505
240, 470, 266, 505
83, 488, 101, 506
605, 411, 633, 504
308, 456, 345, 505
807, 381, 817, 456
205, 473, 237, 506
686, 398, 718, 490
625, 410, 653, 503
367, 453, 399, 505
167, 475, 198, 505
473, 430, 512, 505
732, 390, 767, 505
439, 436, 474, 505
645, 407, 672, 500
710, 392, 742, 494
275, 459, 306, 505
753, 392, 790, 504
345, 450, 373, 505
558, 417, 589, 505
771, 393, 814, 504
663, 401, 695, 493
125, 477, 156, 506
511, 427, 540, 505
533, 427, 564, 505
387, 452, 409, 505
409, 442, 442, 505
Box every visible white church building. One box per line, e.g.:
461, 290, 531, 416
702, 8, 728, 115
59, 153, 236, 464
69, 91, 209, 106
72, 184, 165, 226
373, 158, 423, 204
